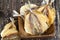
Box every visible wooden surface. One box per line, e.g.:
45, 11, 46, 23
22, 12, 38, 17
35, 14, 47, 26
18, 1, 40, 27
0, 0, 60, 40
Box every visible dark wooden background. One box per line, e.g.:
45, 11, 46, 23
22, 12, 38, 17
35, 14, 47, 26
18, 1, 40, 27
0, 0, 60, 40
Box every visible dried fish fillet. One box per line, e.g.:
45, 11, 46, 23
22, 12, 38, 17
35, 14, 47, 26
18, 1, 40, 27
47, 6, 56, 25
37, 5, 56, 26
1, 22, 18, 38
24, 10, 49, 35
20, 4, 38, 16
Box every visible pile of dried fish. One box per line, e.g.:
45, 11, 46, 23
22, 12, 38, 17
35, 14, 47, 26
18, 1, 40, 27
20, 0, 56, 35
0, 0, 56, 39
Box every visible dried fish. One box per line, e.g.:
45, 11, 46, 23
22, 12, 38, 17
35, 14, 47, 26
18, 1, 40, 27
1, 17, 18, 39
20, 3, 38, 16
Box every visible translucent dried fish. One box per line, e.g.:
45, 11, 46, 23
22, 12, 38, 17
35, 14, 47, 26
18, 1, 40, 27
47, 6, 56, 25
1, 18, 18, 38
20, 3, 38, 16
24, 10, 49, 35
